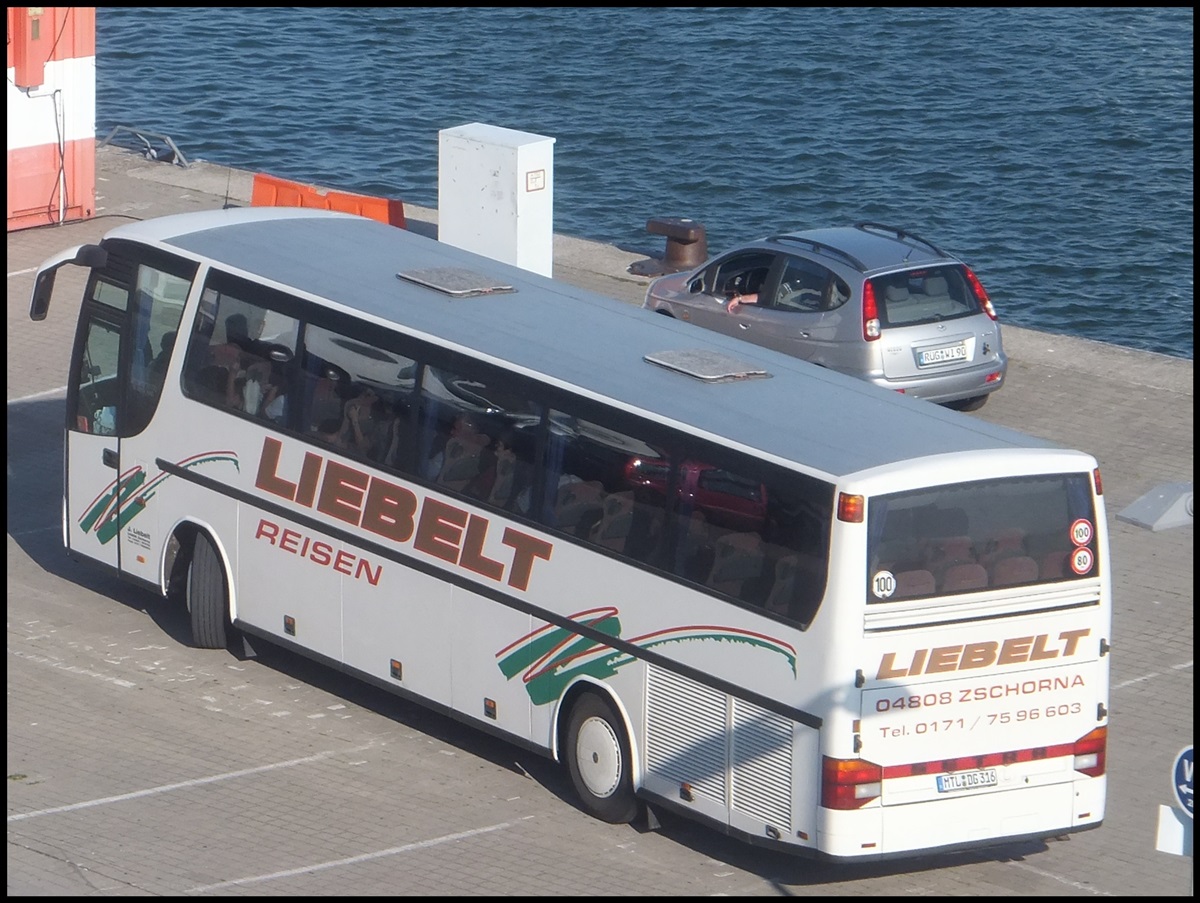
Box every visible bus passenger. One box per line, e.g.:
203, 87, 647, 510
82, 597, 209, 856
260, 367, 289, 425
345, 388, 392, 460
147, 330, 177, 385
426, 412, 488, 481
315, 415, 350, 450
209, 314, 258, 370
309, 366, 350, 429
484, 430, 527, 511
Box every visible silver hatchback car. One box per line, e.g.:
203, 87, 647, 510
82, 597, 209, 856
642, 222, 1007, 409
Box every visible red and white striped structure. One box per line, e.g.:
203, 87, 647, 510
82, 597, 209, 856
7, 7, 96, 231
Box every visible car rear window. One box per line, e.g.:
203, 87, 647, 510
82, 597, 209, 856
870, 266, 979, 328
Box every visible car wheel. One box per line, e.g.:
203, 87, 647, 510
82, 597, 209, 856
946, 395, 988, 412
565, 692, 639, 824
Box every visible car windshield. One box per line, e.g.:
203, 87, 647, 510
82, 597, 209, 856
870, 265, 980, 328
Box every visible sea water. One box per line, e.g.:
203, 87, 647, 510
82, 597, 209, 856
95, 7, 1194, 358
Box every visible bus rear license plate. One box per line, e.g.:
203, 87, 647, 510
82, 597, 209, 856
936, 769, 997, 793
919, 344, 967, 366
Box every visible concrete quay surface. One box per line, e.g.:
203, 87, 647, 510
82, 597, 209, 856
6, 145, 1193, 896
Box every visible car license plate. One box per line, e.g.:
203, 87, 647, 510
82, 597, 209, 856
918, 343, 967, 366
936, 769, 998, 793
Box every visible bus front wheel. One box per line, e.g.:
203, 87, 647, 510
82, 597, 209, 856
187, 532, 229, 650
565, 692, 638, 824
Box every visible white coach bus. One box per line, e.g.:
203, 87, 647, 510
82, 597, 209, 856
29, 206, 1110, 861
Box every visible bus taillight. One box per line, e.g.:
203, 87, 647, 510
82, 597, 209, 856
822, 756, 882, 809
837, 493, 864, 523
1073, 726, 1107, 777
1092, 467, 1103, 496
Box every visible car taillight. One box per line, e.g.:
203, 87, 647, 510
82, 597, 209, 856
964, 267, 998, 321
822, 756, 882, 809
862, 281, 881, 340
1073, 726, 1107, 777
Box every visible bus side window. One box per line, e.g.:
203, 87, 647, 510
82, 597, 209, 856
763, 550, 824, 622
74, 316, 122, 435
674, 510, 719, 582
758, 477, 832, 625
181, 289, 228, 407
706, 532, 767, 603
126, 267, 191, 434
545, 409, 670, 558
765, 554, 800, 616
409, 363, 543, 507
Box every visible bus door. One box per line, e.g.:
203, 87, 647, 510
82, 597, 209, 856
49, 242, 197, 574
68, 301, 127, 569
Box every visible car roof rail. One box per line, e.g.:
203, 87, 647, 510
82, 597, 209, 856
767, 235, 868, 272
854, 222, 949, 258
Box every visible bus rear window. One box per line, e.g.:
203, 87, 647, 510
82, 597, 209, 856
867, 473, 1097, 602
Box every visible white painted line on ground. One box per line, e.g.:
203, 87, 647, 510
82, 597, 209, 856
1008, 859, 1112, 895
8, 266, 38, 277
7, 525, 61, 538
7, 385, 68, 404
7, 745, 374, 823
8, 647, 137, 689
185, 822, 516, 893
1113, 659, 1191, 690
1114, 671, 1160, 689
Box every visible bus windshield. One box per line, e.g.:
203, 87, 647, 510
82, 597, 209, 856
867, 472, 1098, 601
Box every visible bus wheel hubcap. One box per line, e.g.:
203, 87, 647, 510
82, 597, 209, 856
576, 716, 620, 798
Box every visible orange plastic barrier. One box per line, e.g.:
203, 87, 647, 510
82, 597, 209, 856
250, 172, 406, 228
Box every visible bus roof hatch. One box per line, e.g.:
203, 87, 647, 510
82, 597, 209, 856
396, 267, 515, 297
644, 349, 770, 382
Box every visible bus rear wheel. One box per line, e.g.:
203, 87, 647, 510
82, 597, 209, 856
187, 532, 229, 650
565, 692, 638, 824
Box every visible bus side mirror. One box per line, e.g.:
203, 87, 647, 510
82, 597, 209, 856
29, 244, 108, 321
30, 271, 58, 322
